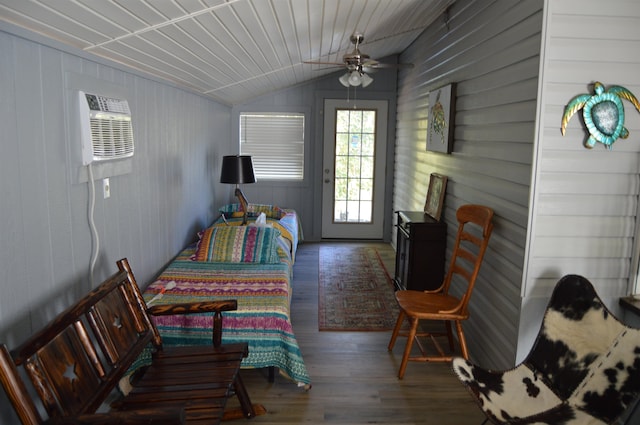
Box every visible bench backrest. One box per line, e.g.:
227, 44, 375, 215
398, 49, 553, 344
0, 263, 157, 424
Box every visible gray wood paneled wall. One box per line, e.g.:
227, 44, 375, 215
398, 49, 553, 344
0, 29, 232, 353
394, 0, 544, 369
395, 0, 640, 370
519, 0, 640, 360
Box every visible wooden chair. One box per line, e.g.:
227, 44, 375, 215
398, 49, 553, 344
388, 204, 494, 379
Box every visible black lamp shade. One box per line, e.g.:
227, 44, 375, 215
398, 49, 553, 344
220, 155, 256, 184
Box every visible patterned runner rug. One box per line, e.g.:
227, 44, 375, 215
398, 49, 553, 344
318, 245, 399, 331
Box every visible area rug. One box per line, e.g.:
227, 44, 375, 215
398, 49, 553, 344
318, 245, 399, 331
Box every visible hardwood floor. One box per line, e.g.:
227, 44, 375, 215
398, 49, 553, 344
226, 242, 485, 424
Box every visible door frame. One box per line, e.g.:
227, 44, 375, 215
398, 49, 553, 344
312, 90, 397, 243
321, 98, 389, 239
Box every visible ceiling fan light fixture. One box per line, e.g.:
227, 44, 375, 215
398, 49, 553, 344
338, 70, 373, 88
348, 71, 362, 86
360, 73, 373, 88
339, 72, 351, 87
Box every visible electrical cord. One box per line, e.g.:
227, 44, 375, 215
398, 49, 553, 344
87, 162, 100, 287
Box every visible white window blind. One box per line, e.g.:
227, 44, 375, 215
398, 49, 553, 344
240, 113, 304, 180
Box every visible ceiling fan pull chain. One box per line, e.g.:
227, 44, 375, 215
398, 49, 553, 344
353, 85, 358, 109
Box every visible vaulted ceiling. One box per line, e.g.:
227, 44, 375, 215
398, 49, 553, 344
1, 0, 453, 104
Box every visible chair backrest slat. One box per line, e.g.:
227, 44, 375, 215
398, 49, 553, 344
117, 259, 164, 348
443, 204, 494, 314
0, 345, 41, 425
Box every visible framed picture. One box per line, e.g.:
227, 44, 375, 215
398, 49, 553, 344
424, 173, 448, 221
426, 83, 456, 154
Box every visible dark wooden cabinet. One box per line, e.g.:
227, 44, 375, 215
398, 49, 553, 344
394, 211, 447, 291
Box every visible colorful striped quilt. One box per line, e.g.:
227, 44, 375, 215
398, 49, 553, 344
142, 212, 310, 386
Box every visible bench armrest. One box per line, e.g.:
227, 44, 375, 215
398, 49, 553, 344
147, 299, 238, 348
147, 299, 237, 316
45, 408, 185, 424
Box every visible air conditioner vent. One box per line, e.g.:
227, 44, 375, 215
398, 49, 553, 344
79, 91, 134, 165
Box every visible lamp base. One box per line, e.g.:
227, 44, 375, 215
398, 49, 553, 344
235, 187, 249, 225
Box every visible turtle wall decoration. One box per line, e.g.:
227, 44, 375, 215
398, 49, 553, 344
561, 81, 640, 150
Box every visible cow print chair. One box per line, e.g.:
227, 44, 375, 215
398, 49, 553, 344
453, 274, 640, 424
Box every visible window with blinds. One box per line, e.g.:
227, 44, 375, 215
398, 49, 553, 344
239, 112, 304, 180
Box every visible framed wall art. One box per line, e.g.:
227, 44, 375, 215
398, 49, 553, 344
426, 83, 456, 154
424, 173, 448, 221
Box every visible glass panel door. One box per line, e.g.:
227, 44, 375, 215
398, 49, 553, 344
333, 108, 376, 223
322, 99, 387, 239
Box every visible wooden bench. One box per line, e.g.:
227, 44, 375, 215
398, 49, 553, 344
0, 258, 263, 424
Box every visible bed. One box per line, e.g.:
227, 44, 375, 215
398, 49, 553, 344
141, 204, 310, 387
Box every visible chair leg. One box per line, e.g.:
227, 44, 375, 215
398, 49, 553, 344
388, 309, 406, 351
455, 321, 469, 359
445, 320, 454, 351
398, 316, 419, 379
232, 373, 256, 418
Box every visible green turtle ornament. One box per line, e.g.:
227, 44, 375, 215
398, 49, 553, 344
561, 81, 640, 149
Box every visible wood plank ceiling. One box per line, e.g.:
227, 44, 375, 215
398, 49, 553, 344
0, 0, 453, 105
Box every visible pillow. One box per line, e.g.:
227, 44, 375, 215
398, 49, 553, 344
192, 225, 281, 263
218, 203, 286, 219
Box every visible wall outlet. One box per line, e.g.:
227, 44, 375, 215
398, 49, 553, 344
103, 178, 111, 199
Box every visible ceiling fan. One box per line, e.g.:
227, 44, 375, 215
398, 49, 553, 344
304, 33, 413, 88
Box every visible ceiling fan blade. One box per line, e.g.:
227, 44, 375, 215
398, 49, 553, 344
303, 60, 345, 66
367, 62, 415, 69
305, 32, 414, 75
311, 65, 344, 71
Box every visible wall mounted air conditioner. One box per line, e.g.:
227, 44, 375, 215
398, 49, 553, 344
79, 91, 134, 165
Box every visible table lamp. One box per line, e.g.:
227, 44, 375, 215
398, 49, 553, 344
220, 155, 256, 225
